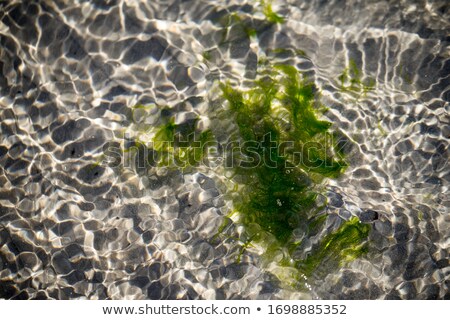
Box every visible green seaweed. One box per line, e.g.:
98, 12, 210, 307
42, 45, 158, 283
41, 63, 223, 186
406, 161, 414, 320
152, 118, 176, 152
217, 63, 369, 282
296, 217, 370, 276
202, 50, 213, 62
418, 211, 424, 221
151, 117, 214, 170
261, 0, 285, 24
124, 104, 215, 171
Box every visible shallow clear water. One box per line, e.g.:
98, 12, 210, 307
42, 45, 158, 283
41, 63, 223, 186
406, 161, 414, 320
0, 0, 448, 299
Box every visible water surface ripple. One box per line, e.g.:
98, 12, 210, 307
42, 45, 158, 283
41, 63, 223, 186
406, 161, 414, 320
0, 0, 448, 299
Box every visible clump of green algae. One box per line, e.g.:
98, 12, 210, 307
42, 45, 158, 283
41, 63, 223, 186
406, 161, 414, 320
217, 64, 370, 281
296, 217, 370, 276
123, 104, 214, 173
261, 0, 285, 24
152, 121, 213, 171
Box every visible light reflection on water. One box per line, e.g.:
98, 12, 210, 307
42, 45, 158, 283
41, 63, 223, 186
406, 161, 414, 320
0, 0, 448, 300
